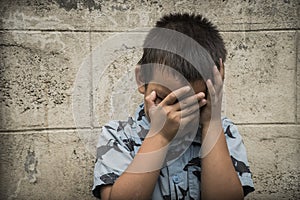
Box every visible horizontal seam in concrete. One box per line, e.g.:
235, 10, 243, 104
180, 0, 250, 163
0, 29, 149, 33
235, 122, 298, 125
0, 28, 300, 33
0, 127, 97, 133
221, 28, 300, 32
0, 124, 299, 134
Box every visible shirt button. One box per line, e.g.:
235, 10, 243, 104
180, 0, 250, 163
172, 175, 180, 184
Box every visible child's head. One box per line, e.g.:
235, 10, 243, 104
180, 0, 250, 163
135, 13, 226, 113
137, 13, 227, 85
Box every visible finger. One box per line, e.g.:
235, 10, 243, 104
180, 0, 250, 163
198, 98, 207, 108
145, 91, 156, 108
175, 92, 205, 111
180, 111, 199, 128
180, 102, 201, 117
161, 86, 191, 106
213, 64, 224, 95
219, 58, 225, 80
206, 79, 216, 98
213, 66, 223, 89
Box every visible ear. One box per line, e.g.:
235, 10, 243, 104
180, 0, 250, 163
219, 58, 225, 80
135, 65, 146, 94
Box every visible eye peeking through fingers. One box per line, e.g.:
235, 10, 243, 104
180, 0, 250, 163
155, 95, 164, 105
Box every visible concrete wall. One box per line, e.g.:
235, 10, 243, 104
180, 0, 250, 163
0, 0, 299, 199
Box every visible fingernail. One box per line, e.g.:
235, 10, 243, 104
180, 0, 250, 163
184, 86, 191, 91
199, 92, 205, 98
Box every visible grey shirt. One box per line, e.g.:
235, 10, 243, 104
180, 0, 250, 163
93, 103, 254, 199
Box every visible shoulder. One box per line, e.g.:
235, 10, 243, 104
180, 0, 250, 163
98, 118, 142, 153
102, 120, 128, 133
97, 120, 130, 146
221, 117, 241, 140
221, 116, 235, 127
101, 118, 135, 137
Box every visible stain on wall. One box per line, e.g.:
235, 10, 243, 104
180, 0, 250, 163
24, 150, 38, 183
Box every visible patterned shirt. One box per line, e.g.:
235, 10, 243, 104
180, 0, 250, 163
93, 103, 254, 199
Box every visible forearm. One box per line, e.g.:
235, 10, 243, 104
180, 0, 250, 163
107, 132, 169, 200
201, 122, 243, 200
105, 86, 204, 199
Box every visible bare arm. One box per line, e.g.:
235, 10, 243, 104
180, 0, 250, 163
101, 133, 169, 200
200, 62, 243, 200
201, 123, 243, 200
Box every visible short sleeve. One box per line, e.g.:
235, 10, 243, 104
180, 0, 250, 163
222, 117, 255, 196
92, 121, 135, 199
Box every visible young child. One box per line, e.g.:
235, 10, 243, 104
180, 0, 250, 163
93, 13, 254, 200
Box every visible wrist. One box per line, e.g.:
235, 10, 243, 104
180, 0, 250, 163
202, 119, 222, 128
148, 126, 176, 142
145, 129, 171, 147
201, 120, 222, 135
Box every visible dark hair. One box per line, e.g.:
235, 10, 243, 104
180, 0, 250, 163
139, 13, 227, 83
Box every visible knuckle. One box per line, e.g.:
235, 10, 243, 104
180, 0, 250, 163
185, 106, 192, 115
168, 112, 175, 120
180, 100, 187, 108
165, 108, 172, 116
170, 93, 176, 100
173, 115, 181, 123
145, 95, 151, 101
169, 113, 179, 121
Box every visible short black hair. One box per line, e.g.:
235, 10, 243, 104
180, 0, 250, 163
139, 13, 227, 83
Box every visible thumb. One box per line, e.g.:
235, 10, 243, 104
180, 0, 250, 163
146, 91, 156, 108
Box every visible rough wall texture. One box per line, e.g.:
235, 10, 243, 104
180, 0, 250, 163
0, 0, 299, 199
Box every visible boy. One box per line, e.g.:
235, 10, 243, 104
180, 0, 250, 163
93, 13, 254, 199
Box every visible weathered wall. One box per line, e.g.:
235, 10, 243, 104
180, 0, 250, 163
0, 0, 299, 199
